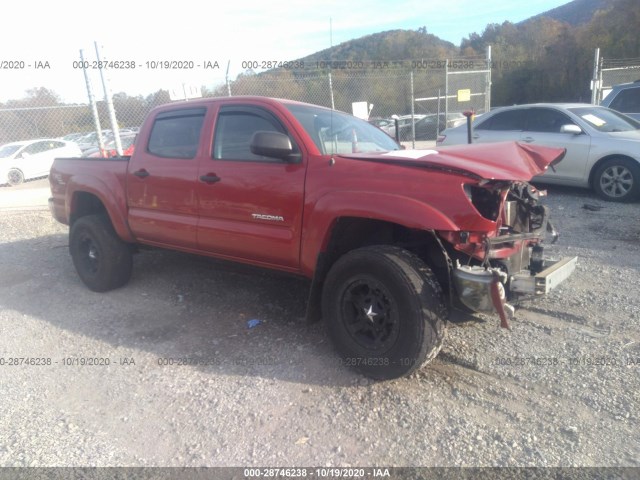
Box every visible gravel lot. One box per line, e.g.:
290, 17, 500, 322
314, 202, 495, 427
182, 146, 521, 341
0, 179, 639, 469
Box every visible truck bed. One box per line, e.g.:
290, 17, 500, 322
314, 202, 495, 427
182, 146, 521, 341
49, 156, 130, 227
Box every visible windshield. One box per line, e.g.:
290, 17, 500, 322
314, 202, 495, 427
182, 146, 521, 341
286, 104, 400, 154
0, 144, 23, 158
569, 106, 640, 132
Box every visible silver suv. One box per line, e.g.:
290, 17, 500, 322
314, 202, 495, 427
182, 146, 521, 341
600, 81, 640, 121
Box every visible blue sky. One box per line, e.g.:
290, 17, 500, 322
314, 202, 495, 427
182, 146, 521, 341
0, 0, 570, 102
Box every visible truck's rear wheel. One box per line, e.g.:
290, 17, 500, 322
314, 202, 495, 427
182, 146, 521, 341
69, 214, 133, 292
322, 246, 447, 380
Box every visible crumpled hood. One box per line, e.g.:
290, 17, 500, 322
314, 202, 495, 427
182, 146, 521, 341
340, 142, 566, 181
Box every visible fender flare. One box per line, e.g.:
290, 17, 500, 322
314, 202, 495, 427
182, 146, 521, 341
300, 191, 458, 276
66, 174, 135, 243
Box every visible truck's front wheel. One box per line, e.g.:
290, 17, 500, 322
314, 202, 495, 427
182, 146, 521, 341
69, 214, 133, 292
322, 246, 447, 380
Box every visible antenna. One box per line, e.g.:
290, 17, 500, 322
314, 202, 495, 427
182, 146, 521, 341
330, 17, 333, 49
329, 17, 336, 158
329, 17, 335, 110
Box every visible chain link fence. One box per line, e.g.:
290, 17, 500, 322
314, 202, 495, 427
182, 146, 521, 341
209, 57, 490, 147
0, 93, 169, 146
0, 56, 490, 153
592, 51, 640, 104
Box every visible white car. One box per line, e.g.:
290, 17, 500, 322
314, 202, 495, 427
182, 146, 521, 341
437, 103, 640, 202
0, 139, 82, 186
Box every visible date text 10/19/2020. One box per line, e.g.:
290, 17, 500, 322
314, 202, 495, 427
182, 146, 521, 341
243, 467, 391, 478
0, 357, 136, 366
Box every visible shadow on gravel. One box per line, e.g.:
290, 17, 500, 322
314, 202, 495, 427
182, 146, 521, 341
0, 233, 374, 387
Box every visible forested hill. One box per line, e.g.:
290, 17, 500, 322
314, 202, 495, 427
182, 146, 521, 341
298, 29, 458, 64
252, 0, 639, 105
293, 0, 615, 67
530, 0, 610, 26
461, 0, 639, 104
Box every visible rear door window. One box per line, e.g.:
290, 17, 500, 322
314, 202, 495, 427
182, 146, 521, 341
148, 108, 205, 159
23, 141, 53, 155
477, 110, 526, 131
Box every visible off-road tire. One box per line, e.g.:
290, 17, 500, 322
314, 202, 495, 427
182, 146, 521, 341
322, 245, 447, 380
69, 214, 133, 292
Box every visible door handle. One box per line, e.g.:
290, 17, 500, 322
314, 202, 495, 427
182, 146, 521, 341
199, 174, 221, 184
133, 169, 150, 178
522, 137, 535, 143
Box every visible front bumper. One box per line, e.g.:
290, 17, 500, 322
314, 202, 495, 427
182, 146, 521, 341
453, 253, 577, 329
510, 256, 577, 295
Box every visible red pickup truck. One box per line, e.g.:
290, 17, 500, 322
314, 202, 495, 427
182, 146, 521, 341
49, 96, 576, 380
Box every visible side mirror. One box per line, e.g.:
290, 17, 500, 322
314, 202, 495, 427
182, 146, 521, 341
250, 131, 297, 161
560, 124, 582, 135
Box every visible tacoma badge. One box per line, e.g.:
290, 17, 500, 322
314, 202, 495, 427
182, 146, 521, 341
251, 213, 284, 222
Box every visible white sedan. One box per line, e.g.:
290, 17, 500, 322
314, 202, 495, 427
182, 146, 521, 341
0, 139, 82, 186
437, 103, 640, 202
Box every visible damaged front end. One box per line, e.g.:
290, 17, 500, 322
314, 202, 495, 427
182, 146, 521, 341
447, 180, 577, 329
350, 141, 576, 329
